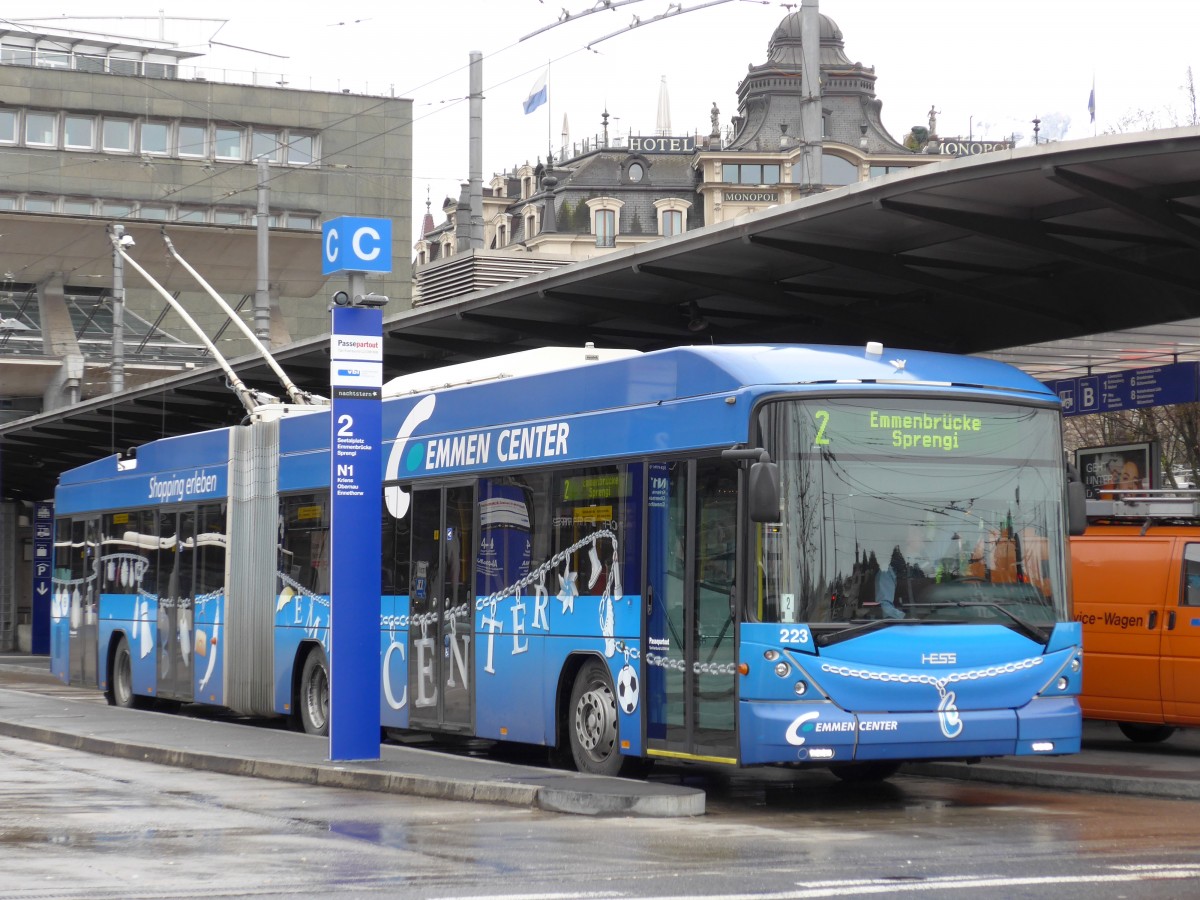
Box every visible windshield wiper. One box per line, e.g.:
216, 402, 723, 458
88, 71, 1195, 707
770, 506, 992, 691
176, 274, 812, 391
815, 617, 926, 647
906, 601, 1050, 644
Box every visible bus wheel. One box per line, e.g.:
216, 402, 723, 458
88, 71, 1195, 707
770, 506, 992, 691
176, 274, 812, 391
829, 761, 902, 783
108, 637, 141, 709
299, 647, 330, 736
1117, 722, 1176, 744
568, 659, 631, 777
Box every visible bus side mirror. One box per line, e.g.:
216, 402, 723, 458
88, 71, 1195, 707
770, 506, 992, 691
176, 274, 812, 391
722, 446, 782, 523
1066, 463, 1087, 535
749, 460, 781, 523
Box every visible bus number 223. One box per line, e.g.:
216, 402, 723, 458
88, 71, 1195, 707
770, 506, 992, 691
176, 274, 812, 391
779, 627, 810, 645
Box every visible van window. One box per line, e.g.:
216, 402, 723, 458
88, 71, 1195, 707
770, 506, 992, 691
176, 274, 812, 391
1184, 544, 1200, 606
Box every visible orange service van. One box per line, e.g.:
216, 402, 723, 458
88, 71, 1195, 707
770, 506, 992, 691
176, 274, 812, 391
1071, 493, 1200, 742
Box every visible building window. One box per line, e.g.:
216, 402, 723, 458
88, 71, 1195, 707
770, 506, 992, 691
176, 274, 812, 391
25, 112, 56, 147
36, 49, 70, 70
721, 163, 780, 185
178, 124, 207, 157
497, 222, 507, 248
64, 116, 95, 150
0, 196, 17, 210
139, 205, 170, 220
287, 133, 314, 165
0, 110, 15, 143
213, 209, 244, 225
102, 118, 134, 152
176, 207, 207, 222
24, 197, 56, 213
62, 199, 95, 215
251, 130, 280, 162
287, 214, 317, 230
140, 121, 170, 156
75, 53, 105, 74
595, 209, 615, 248
869, 164, 910, 178
102, 202, 133, 218
215, 127, 243, 160
820, 154, 859, 186
586, 197, 623, 249
654, 197, 691, 237
1, 47, 34, 66
627, 161, 645, 183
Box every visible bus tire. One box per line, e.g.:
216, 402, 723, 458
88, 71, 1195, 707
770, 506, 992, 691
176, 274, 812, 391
107, 637, 143, 710
568, 658, 635, 777
299, 647, 330, 737
829, 761, 902, 783
1117, 722, 1176, 744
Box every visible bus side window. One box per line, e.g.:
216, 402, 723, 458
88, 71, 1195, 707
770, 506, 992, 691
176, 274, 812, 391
1184, 544, 1200, 607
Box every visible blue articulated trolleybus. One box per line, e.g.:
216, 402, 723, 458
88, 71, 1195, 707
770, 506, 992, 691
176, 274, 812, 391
52, 343, 1083, 779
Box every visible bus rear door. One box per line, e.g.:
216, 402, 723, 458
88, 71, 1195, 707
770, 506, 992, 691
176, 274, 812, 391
408, 484, 474, 732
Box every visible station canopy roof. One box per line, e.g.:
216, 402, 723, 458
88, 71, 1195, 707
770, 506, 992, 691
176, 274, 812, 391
5, 127, 1200, 501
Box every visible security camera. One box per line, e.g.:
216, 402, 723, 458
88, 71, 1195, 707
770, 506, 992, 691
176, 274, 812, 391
118, 234, 136, 247
331, 290, 351, 306
352, 293, 389, 308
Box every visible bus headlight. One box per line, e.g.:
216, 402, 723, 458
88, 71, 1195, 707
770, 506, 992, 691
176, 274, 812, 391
794, 680, 808, 696
1056, 677, 1069, 691
775, 661, 791, 678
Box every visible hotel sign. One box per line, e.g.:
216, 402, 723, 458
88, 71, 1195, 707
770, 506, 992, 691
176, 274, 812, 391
628, 135, 695, 153
723, 191, 778, 203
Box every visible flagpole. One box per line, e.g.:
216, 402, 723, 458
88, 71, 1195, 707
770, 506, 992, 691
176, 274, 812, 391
546, 59, 553, 164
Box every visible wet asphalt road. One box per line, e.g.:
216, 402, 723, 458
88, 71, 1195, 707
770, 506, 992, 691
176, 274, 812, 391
2, 666, 1200, 899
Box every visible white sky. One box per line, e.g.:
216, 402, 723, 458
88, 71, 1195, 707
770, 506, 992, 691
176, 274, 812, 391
11, 1, 1200, 246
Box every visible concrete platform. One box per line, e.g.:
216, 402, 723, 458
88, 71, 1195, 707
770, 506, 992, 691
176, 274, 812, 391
1, 653, 1197, 813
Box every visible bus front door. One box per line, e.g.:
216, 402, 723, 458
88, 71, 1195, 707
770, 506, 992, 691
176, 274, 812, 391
646, 458, 739, 765
408, 485, 474, 732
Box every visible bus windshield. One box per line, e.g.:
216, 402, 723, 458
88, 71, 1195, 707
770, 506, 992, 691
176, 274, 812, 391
755, 396, 1069, 640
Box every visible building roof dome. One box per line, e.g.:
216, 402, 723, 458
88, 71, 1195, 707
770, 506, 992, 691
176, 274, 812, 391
767, 11, 852, 67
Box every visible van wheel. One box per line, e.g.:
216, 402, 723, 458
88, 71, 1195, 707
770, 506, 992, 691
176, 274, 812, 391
829, 761, 902, 783
299, 647, 330, 736
1117, 722, 1176, 743
568, 659, 643, 777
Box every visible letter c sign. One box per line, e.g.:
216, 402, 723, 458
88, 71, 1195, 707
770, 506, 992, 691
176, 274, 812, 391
322, 216, 393, 275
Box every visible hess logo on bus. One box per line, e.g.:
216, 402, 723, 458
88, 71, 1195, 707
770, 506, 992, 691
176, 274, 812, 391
922, 652, 957, 665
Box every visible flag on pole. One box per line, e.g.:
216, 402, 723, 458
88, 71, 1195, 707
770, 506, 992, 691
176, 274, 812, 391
523, 71, 548, 115
1088, 81, 1096, 123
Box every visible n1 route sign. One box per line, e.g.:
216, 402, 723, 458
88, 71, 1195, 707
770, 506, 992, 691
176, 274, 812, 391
1047, 361, 1199, 417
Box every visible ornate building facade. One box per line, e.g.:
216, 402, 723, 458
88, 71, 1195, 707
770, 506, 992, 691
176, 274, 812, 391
413, 8, 951, 305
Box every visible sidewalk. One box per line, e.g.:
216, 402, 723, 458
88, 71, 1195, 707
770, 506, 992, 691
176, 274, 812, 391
1, 652, 1197, 811
0, 654, 703, 818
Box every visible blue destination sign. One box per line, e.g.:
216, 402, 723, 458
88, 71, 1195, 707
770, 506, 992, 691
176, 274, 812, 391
1048, 361, 1199, 417
329, 305, 383, 760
